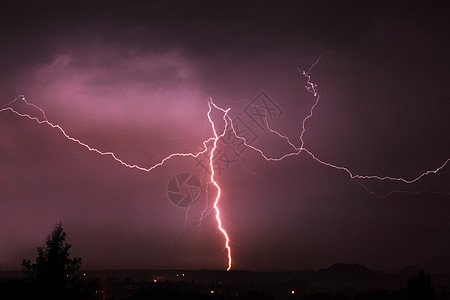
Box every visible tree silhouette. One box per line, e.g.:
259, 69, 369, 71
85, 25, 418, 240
406, 268, 436, 300
22, 222, 85, 299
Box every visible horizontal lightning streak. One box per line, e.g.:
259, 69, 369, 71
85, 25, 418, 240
1, 103, 215, 173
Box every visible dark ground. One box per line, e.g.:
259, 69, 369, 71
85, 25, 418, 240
1, 263, 449, 299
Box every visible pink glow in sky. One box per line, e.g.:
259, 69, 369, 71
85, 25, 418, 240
1, 1, 449, 273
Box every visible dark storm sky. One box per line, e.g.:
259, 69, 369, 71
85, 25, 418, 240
1, 1, 449, 272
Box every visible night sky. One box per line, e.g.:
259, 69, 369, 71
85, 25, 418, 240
1, 1, 449, 272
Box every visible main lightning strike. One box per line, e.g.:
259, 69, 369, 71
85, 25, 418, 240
207, 100, 233, 271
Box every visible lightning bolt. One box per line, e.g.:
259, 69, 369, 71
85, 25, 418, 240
1, 58, 449, 272
169, 101, 233, 270
0, 96, 216, 172
207, 100, 232, 271
224, 58, 450, 188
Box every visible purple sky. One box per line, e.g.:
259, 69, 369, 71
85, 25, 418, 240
1, 1, 449, 272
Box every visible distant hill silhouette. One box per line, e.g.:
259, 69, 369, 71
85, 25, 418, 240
298, 263, 384, 289
322, 263, 372, 272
